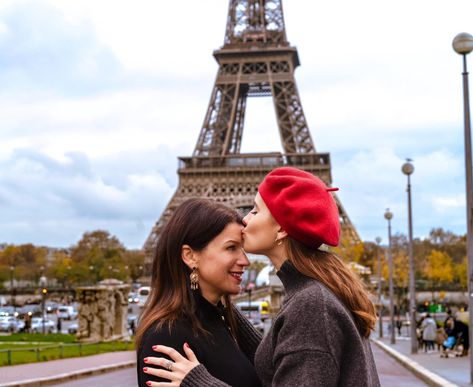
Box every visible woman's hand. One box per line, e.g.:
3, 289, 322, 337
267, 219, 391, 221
143, 343, 200, 386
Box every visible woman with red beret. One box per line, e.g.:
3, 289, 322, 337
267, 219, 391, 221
144, 167, 380, 386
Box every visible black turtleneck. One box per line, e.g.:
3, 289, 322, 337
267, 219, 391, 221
137, 292, 261, 387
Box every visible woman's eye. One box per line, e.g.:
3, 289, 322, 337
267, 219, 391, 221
227, 246, 236, 251
250, 211, 257, 215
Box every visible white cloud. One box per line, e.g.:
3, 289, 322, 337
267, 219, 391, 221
0, 0, 472, 247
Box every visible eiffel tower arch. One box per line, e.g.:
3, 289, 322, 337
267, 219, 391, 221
144, 0, 360, 259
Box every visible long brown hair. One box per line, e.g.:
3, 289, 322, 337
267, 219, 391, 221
287, 238, 376, 338
135, 199, 242, 349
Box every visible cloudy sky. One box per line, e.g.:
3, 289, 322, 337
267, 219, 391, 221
1, 0, 472, 249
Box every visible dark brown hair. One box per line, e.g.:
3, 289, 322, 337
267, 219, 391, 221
135, 199, 242, 349
287, 238, 376, 338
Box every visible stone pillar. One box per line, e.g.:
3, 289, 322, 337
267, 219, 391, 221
76, 279, 130, 342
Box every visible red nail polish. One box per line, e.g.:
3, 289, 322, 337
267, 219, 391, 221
184, 342, 189, 348
144, 358, 149, 363
146, 382, 152, 386
152, 345, 157, 350
143, 367, 148, 372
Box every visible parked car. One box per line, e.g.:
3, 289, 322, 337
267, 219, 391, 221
0, 316, 21, 332
57, 306, 78, 320
128, 293, 139, 304
30, 317, 55, 333
67, 321, 79, 334
248, 318, 265, 334
45, 301, 59, 314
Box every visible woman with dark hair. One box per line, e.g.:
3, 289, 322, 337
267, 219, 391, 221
146, 167, 380, 386
136, 198, 261, 387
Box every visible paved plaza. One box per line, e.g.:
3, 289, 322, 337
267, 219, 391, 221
0, 343, 432, 387
375, 335, 469, 387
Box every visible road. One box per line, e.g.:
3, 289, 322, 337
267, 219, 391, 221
55, 343, 427, 387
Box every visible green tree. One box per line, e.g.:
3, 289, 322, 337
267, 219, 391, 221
70, 230, 125, 284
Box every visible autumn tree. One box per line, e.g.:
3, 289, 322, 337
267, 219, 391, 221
423, 250, 454, 288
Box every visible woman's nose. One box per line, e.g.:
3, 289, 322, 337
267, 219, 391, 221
242, 214, 249, 226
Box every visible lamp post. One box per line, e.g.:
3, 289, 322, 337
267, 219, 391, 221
9, 266, 15, 311
452, 32, 473, 383
402, 159, 418, 354
384, 209, 395, 344
39, 274, 47, 334
375, 237, 383, 338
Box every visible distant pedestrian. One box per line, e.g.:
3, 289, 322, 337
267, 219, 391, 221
421, 314, 436, 352
57, 318, 62, 334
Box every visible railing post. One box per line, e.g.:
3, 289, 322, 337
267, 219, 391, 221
7, 350, 12, 365
36, 348, 40, 362
59, 344, 64, 359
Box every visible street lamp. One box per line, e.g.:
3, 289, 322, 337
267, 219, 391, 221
402, 159, 418, 354
39, 274, 47, 334
453, 31, 473, 383
375, 237, 383, 338
384, 209, 395, 345
9, 266, 14, 309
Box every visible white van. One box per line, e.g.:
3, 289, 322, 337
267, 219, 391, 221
57, 306, 77, 320
137, 286, 151, 308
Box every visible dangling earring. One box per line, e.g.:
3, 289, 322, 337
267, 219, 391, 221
275, 235, 283, 246
190, 267, 199, 290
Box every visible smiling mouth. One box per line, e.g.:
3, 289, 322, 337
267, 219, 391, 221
230, 272, 243, 281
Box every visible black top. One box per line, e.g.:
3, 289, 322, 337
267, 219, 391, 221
137, 293, 261, 387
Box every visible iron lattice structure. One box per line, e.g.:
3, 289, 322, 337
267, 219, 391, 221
144, 0, 360, 258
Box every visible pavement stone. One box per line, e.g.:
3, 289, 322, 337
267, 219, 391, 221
375, 335, 469, 387
0, 351, 135, 386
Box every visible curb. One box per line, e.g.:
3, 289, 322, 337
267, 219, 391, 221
372, 339, 458, 387
0, 360, 136, 387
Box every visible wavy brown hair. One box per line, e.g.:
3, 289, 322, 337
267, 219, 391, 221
135, 199, 242, 350
287, 238, 376, 338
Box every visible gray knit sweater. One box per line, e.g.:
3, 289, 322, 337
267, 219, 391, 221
181, 260, 380, 386
254, 260, 380, 387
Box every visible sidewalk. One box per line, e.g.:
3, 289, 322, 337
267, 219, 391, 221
0, 351, 136, 386
373, 336, 469, 387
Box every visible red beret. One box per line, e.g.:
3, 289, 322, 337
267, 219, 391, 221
258, 167, 340, 248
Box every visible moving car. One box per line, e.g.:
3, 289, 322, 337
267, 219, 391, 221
137, 287, 150, 308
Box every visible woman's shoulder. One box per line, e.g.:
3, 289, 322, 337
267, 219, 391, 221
140, 318, 196, 352
286, 279, 354, 324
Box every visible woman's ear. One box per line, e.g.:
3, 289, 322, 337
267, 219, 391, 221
277, 227, 288, 241
181, 244, 199, 269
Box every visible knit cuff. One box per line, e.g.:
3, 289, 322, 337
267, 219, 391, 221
232, 306, 263, 363
181, 364, 231, 387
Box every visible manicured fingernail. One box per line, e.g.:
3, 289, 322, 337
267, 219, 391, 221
144, 358, 149, 363
146, 382, 152, 386
184, 342, 189, 348
143, 367, 148, 372
152, 345, 157, 350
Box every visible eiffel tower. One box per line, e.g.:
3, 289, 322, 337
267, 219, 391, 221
144, 0, 360, 258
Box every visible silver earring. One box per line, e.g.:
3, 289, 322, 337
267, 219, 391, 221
190, 267, 199, 290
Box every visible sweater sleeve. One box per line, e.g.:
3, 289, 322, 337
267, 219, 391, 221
181, 364, 231, 387
232, 306, 262, 363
